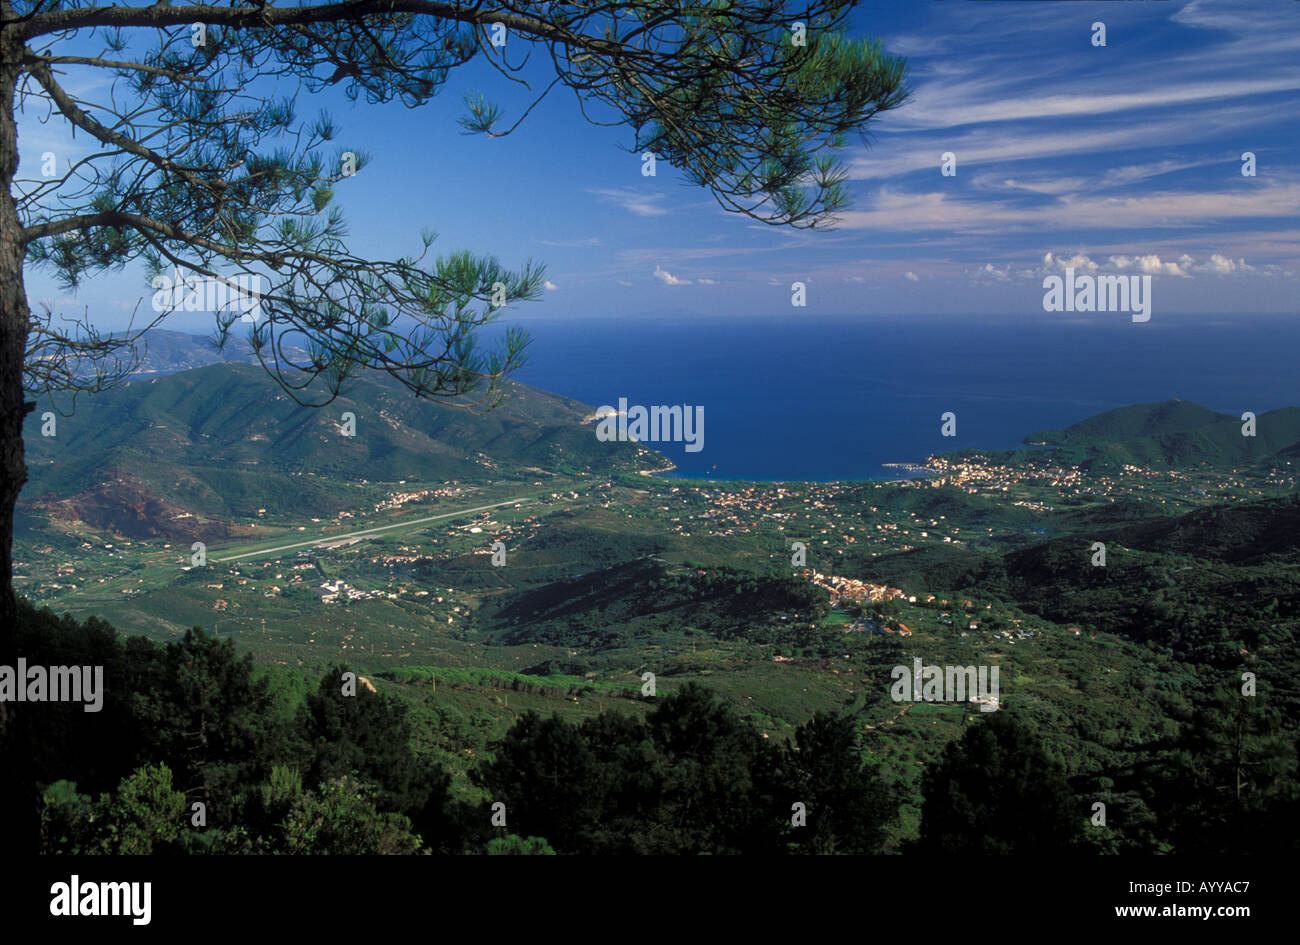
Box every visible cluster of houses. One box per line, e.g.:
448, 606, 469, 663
311, 578, 411, 604
312, 580, 353, 603
810, 577, 1087, 646
801, 570, 916, 605
313, 579, 391, 603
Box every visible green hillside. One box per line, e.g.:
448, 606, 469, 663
21, 361, 665, 535
1110, 494, 1300, 565
911, 495, 1300, 666
1024, 400, 1300, 471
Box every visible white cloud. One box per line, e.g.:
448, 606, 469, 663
543, 280, 558, 291
833, 181, 1300, 235
960, 251, 1269, 289
1171, 0, 1296, 36
1197, 254, 1253, 275
1106, 254, 1189, 277
847, 100, 1290, 182
589, 188, 668, 216
1031, 251, 1255, 280
696, 277, 717, 285
1045, 252, 1100, 273
1147, 253, 1255, 276
974, 263, 1012, 283
897, 78, 1300, 132
653, 265, 691, 286
903, 271, 919, 282
1098, 160, 1214, 188
978, 175, 1090, 196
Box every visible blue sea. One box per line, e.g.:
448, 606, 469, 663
502, 313, 1300, 482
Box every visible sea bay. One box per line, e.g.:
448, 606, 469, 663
507, 313, 1300, 481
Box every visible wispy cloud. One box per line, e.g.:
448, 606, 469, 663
834, 180, 1300, 234
588, 188, 669, 216
896, 79, 1300, 132
847, 102, 1290, 180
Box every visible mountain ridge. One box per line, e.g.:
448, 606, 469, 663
21, 361, 665, 540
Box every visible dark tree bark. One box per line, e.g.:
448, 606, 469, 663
0, 0, 40, 853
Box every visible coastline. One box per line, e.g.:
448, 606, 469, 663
639, 461, 939, 486
637, 464, 676, 477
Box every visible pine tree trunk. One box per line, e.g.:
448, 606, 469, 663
0, 11, 41, 851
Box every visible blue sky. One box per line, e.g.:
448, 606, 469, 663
19, 0, 1300, 331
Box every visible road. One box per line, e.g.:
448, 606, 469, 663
210, 497, 535, 563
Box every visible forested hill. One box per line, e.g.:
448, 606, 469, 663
1108, 493, 1300, 565
1020, 400, 1300, 471
20, 361, 665, 532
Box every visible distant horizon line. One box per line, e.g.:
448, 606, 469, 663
114, 310, 1297, 330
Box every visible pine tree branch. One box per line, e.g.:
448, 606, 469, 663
25, 59, 229, 197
